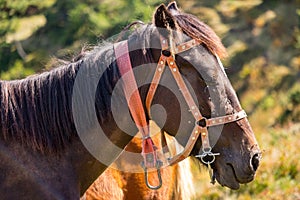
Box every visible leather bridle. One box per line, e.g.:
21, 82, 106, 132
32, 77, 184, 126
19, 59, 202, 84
114, 34, 247, 189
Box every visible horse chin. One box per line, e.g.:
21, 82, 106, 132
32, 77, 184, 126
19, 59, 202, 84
214, 164, 240, 190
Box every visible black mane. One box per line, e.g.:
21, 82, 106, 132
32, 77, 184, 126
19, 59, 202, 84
0, 63, 79, 153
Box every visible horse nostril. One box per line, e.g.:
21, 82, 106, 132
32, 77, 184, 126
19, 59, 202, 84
251, 153, 261, 171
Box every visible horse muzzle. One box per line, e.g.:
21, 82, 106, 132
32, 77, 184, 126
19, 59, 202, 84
212, 146, 262, 189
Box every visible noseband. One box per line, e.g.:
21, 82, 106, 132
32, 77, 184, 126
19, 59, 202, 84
114, 34, 247, 189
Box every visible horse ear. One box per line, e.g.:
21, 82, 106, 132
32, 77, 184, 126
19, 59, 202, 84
167, 1, 180, 15
153, 4, 177, 29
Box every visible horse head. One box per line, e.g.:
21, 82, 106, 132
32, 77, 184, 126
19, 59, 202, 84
145, 2, 261, 190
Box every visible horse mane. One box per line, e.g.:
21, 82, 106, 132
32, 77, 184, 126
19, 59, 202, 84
174, 12, 227, 59
0, 64, 79, 153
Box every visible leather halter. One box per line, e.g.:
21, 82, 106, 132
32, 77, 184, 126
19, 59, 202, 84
114, 35, 247, 189
145, 36, 247, 165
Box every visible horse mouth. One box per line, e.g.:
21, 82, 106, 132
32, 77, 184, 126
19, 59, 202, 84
215, 163, 240, 189
213, 163, 254, 190
225, 164, 241, 189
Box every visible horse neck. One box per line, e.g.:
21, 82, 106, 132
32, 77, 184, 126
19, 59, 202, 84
0, 60, 116, 195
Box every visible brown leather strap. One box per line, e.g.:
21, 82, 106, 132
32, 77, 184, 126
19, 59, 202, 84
145, 55, 167, 115
167, 125, 200, 165
175, 39, 201, 54
114, 41, 158, 168
206, 110, 247, 127
165, 53, 210, 163
114, 41, 149, 135
166, 56, 203, 121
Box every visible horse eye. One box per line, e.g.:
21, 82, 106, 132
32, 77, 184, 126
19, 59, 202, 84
175, 55, 190, 66
204, 86, 209, 94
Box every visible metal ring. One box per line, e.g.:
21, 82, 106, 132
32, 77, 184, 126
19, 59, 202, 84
195, 151, 220, 165
200, 152, 216, 164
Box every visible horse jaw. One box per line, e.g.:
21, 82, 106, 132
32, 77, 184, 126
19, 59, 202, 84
214, 164, 241, 190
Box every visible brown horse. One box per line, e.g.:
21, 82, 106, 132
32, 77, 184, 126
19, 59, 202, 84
0, 2, 261, 199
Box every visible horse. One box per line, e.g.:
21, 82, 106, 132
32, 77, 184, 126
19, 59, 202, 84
83, 2, 261, 199
0, 2, 261, 199
83, 122, 196, 200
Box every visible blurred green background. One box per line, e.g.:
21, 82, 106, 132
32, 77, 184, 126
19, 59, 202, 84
0, 0, 299, 199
